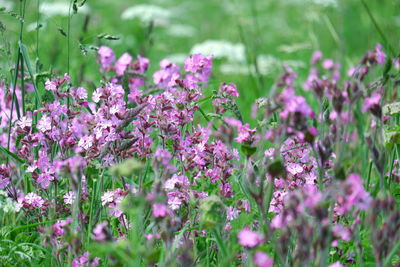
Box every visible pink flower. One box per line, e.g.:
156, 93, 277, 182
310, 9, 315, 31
311, 50, 322, 65
253, 251, 273, 267
37, 172, 55, 188
286, 162, 303, 175
323, 59, 335, 70
0, 164, 10, 189
375, 43, 386, 65
362, 92, 381, 113
72, 252, 99, 267
226, 206, 240, 221
75, 87, 88, 99
45, 79, 57, 91
115, 53, 132, 76
98, 46, 115, 71
63, 192, 76, 205
37, 114, 52, 132
237, 228, 263, 248
220, 82, 239, 98
328, 262, 344, 267
93, 221, 109, 242
17, 116, 32, 129
335, 173, 372, 215
152, 203, 168, 218
23, 193, 44, 209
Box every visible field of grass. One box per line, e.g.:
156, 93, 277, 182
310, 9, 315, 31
0, 0, 399, 266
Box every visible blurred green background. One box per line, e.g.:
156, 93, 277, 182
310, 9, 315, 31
0, 0, 399, 121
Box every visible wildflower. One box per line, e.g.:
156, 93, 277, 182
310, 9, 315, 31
152, 203, 168, 218
375, 44, 386, 65
253, 251, 273, 267
37, 114, 52, 132
115, 53, 132, 76
45, 79, 57, 91
72, 252, 99, 267
362, 92, 381, 118
17, 116, 32, 130
226, 206, 240, 220
328, 262, 344, 267
335, 173, 372, 215
53, 217, 72, 236
190, 40, 246, 62
121, 4, 171, 26
22, 192, 44, 209
98, 46, 115, 72
93, 221, 109, 242
220, 82, 239, 98
37, 172, 55, 188
63, 192, 76, 205
237, 228, 263, 248
75, 87, 88, 99
0, 165, 10, 189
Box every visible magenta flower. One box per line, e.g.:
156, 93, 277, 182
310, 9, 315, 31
45, 79, 57, 91
237, 228, 264, 248
37, 114, 52, 132
152, 203, 168, 218
72, 252, 99, 267
226, 206, 240, 221
375, 43, 386, 65
253, 251, 273, 267
335, 173, 372, 215
322, 59, 335, 70
220, 82, 239, 98
98, 46, 115, 71
93, 221, 109, 242
0, 164, 10, 189
115, 53, 132, 76
22, 192, 44, 209
362, 92, 381, 113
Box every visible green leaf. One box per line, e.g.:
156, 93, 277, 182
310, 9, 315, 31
19, 42, 41, 108
241, 144, 257, 157
110, 158, 144, 177
0, 147, 25, 164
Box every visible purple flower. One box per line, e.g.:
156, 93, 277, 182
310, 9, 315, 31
220, 82, 239, 98
253, 251, 273, 267
237, 228, 263, 248
37, 172, 55, 188
22, 193, 44, 209
98, 46, 115, 71
328, 262, 344, 267
45, 79, 57, 91
0, 164, 10, 189
323, 59, 335, 70
335, 173, 372, 215
115, 53, 132, 76
37, 114, 52, 132
72, 252, 99, 267
93, 221, 109, 242
362, 92, 381, 113
226, 206, 240, 220
375, 43, 386, 65
152, 203, 168, 218
311, 50, 322, 65
75, 87, 88, 99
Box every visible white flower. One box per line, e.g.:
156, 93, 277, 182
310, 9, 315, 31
39, 1, 90, 17
191, 40, 246, 63
101, 191, 114, 206
166, 24, 196, 37
0, 0, 13, 10
286, 0, 337, 7
121, 5, 171, 26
